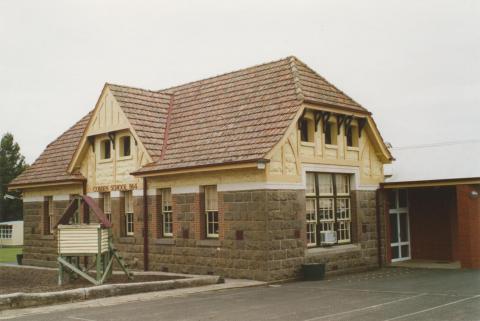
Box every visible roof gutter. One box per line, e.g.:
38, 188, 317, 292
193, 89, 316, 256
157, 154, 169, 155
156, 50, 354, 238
303, 99, 372, 116
131, 159, 269, 177
381, 177, 480, 189
8, 178, 87, 191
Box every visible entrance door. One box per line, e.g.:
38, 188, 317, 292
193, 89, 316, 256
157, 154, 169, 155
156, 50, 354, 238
389, 189, 411, 262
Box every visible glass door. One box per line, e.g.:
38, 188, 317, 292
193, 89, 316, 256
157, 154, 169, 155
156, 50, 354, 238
389, 189, 411, 262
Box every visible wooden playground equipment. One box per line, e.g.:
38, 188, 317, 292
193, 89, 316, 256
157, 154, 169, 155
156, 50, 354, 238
55, 195, 132, 285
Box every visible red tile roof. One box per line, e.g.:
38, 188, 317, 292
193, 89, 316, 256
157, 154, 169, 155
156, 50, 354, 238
10, 56, 372, 186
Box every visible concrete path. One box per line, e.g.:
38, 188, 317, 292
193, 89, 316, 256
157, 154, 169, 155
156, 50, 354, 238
2, 268, 480, 321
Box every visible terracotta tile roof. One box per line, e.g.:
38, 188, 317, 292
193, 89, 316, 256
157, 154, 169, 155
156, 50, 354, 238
292, 59, 367, 112
135, 56, 368, 173
10, 56, 372, 185
108, 84, 172, 161
9, 112, 92, 187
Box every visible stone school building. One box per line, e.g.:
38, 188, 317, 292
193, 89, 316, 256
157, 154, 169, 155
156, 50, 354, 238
9, 57, 393, 281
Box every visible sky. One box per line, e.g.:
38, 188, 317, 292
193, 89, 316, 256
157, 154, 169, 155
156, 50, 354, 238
0, 0, 479, 164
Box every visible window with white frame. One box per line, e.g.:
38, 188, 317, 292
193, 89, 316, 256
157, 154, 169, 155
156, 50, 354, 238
124, 191, 134, 236
103, 192, 112, 223
204, 185, 219, 238
305, 172, 352, 247
0, 225, 12, 239
161, 188, 173, 237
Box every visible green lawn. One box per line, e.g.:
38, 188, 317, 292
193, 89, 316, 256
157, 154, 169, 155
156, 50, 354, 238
0, 247, 22, 263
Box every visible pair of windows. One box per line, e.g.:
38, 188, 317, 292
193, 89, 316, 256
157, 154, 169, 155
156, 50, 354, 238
0, 225, 12, 239
101, 191, 134, 236
299, 117, 359, 147
306, 172, 352, 247
157, 186, 219, 239
100, 136, 131, 160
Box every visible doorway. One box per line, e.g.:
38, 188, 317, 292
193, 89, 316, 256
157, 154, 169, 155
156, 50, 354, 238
389, 189, 411, 262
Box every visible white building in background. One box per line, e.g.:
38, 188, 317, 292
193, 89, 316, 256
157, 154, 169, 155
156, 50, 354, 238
0, 221, 23, 247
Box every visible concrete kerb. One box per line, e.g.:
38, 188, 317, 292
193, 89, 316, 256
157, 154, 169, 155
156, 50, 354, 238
0, 275, 220, 311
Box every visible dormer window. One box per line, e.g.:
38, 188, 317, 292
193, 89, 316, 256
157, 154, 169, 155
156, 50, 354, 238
325, 122, 337, 145
101, 139, 111, 160
346, 126, 359, 147
300, 118, 314, 143
119, 136, 131, 157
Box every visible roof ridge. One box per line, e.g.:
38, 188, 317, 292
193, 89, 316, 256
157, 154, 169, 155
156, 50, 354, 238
288, 56, 305, 102
157, 56, 294, 93
107, 82, 171, 95
160, 94, 175, 160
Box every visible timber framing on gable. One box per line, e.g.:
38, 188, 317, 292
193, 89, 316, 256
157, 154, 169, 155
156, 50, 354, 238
265, 104, 393, 164
68, 84, 153, 174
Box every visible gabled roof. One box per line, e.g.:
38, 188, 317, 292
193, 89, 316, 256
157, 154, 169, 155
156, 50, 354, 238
384, 140, 480, 184
108, 84, 172, 161
11, 56, 382, 187
135, 56, 371, 174
292, 58, 367, 113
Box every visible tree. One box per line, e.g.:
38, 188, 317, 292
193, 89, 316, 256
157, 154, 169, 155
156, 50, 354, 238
0, 133, 28, 222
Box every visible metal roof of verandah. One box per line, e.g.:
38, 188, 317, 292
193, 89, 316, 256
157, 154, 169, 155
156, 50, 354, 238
383, 140, 480, 187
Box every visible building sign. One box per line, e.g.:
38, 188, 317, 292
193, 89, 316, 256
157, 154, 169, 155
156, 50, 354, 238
93, 183, 138, 192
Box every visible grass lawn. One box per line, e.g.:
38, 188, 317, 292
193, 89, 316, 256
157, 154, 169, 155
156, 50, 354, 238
0, 247, 22, 263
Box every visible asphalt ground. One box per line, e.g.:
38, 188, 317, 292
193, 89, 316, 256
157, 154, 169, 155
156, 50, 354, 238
8, 268, 480, 321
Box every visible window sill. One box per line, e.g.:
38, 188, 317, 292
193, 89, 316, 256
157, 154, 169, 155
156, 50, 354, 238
196, 239, 220, 247
41, 235, 54, 240
300, 141, 315, 147
98, 158, 112, 164
325, 144, 338, 149
118, 237, 135, 244
117, 155, 133, 161
306, 243, 360, 257
346, 146, 359, 151
154, 238, 175, 245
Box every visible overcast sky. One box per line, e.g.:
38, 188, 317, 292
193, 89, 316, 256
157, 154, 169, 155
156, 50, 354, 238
0, 0, 478, 164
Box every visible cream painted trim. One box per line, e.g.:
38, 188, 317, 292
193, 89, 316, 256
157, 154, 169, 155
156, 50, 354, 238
132, 189, 144, 197
172, 186, 200, 194
303, 103, 370, 118
147, 189, 158, 196
217, 182, 304, 192
68, 85, 154, 173
265, 105, 304, 160
53, 195, 71, 201
111, 191, 121, 198
301, 163, 378, 191
87, 192, 101, 198
23, 196, 44, 203
358, 184, 380, 191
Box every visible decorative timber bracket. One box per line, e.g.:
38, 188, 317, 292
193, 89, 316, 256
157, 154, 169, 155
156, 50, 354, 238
107, 132, 116, 149
358, 118, 367, 137
337, 114, 346, 132
344, 115, 354, 132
